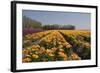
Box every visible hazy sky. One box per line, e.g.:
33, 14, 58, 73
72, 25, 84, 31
22, 10, 91, 30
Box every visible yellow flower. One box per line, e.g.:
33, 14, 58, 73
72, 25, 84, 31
71, 53, 80, 60
47, 39, 51, 43
48, 53, 54, 57
25, 34, 32, 40
58, 42, 62, 45
63, 57, 67, 61
31, 45, 40, 51
66, 44, 72, 49
22, 49, 30, 55
46, 49, 53, 54
58, 52, 67, 58
22, 58, 31, 62
43, 58, 48, 61
83, 43, 90, 49
35, 45, 40, 48
32, 54, 39, 59
51, 47, 57, 52
26, 55, 31, 57
39, 47, 46, 54
59, 49, 64, 52
35, 51, 39, 54
32, 45, 40, 48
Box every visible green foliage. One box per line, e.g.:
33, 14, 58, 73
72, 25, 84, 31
64, 48, 71, 57
23, 16, 42, 29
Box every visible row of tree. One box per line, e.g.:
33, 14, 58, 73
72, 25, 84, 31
23, 16, 75, 30
43, 24, 75, 30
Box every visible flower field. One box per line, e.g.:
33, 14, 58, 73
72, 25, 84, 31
22, 30, 91, 63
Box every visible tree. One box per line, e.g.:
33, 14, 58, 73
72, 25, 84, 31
23, 16, 42, 29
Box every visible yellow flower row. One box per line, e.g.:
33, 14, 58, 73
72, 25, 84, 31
59, 30, 90, 38
40, 31, 72, 49
22, 30, 88, 63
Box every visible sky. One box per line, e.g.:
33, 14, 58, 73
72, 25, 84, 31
22, 10, 91, 30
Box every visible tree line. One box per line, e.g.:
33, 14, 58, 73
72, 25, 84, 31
23, 16, 75, 30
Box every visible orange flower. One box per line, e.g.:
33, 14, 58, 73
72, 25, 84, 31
58, 52, 67, 58
71, 53, 80, 60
